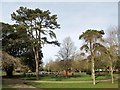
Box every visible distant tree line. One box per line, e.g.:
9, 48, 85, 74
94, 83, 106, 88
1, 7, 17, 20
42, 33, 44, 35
45, 29, 119, 85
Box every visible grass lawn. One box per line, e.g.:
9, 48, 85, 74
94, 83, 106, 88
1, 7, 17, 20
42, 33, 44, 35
28, 81, 118, 88
23, 74, 119, 88
2, 73, 119, 89
21, 74, 112, 81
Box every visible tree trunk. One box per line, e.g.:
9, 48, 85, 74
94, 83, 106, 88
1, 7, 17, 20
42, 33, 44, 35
35, 59, 39, 80
6, 70, 13, 77
33, 27, 42, 80
110, 66, 114, 83
90, 41, 96, 85
109, 59, 114, 84
91, 57, 96, 85
5, 65, 14, 77
33, 47, 39, 80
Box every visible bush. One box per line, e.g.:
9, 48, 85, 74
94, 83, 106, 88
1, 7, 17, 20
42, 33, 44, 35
86, 70, 91, 75
55, 75, 63, 81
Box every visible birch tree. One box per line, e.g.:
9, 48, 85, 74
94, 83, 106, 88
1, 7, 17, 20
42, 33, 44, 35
79, 29, 105, 85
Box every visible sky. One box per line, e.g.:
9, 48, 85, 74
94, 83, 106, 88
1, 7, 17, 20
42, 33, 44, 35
1, 0, 120, 2
1, 1, 118, 64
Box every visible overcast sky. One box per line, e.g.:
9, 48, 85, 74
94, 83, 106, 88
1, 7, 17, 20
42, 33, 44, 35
1, 1, 118, 64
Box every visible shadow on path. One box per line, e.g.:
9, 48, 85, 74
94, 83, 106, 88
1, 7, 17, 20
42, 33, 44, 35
2, 78, 44, 90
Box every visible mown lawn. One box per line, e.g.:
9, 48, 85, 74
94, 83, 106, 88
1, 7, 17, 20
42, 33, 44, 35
21, 74, 112, 81
2, 72, 119, 89
28, 81, 118, 88
23, 73, 119, 88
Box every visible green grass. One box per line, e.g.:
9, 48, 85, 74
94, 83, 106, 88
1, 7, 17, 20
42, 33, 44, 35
61, 75, 92, 81
22, 74, 119, 88
28, 81, 118, 88
96, 75, 111, 80
2, 73, 119, 89
21, 75, 92, 81
21, 74, 112, 81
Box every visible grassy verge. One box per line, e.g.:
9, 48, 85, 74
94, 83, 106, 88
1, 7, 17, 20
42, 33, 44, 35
21, 74, 112, 81
28, 81, 118, 88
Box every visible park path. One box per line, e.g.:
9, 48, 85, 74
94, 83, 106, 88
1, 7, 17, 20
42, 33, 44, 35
26, 75, 119, 83
2, 78, 44, 90
26, 79, 113, 83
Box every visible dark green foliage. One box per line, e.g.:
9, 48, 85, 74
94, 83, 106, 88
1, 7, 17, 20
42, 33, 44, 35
11, 6, 60, 52
1, 22, 36, 71
2, 22, 31, 57
79, 29, 104, 42
11, 7, 60, 79
80, 44, 89, 52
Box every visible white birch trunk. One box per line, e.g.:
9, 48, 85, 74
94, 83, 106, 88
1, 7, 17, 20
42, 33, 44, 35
91, 56, 96, 85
